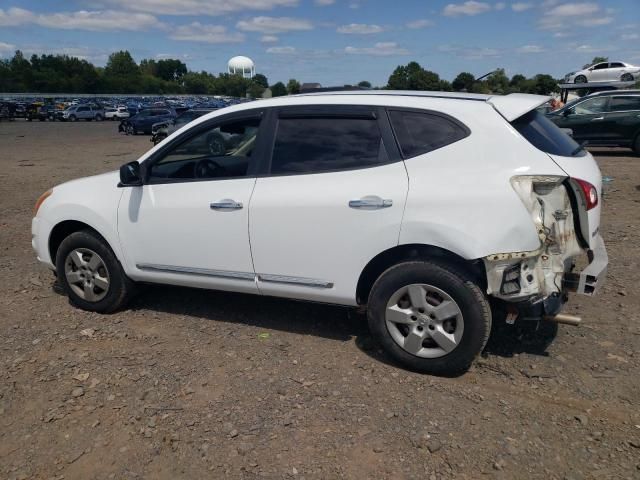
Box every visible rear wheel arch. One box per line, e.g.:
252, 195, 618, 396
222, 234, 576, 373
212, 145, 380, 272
356, 244, 487, 305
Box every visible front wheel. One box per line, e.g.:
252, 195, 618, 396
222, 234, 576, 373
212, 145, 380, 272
367, 261, 491, 375
95, 114, 103, 121
69, 115, 77, 122
55, 230, 134, 313
574, 75, 587, 84
633, 134, 640, 156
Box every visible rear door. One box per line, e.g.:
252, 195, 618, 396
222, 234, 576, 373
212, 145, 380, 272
590, 63, 610, 81
559, 96, 610, 143
605, 95, 640, 143
248, 105, 408, 305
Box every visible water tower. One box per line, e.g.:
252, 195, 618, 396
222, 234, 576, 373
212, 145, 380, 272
228, 56, 255, 79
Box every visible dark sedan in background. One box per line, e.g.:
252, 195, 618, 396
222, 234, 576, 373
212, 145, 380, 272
118, 107, 176, 135
547, 89, 640, 155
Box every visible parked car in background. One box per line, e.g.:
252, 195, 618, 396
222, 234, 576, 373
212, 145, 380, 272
119, 107, 176, 135
105, 107, 130, 120
32, 91, 607, 375
547, 90, 640, 155
61, 104, 105, 122
564, 62, 640, 84
151, 108, 215, 144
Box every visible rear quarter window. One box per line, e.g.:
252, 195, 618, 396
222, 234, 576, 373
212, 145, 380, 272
512, 110, 585, 157
388, 110, 469, 159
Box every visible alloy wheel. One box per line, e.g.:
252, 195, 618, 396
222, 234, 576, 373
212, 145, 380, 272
64, 248, 110, 302
385, 283, 464, 358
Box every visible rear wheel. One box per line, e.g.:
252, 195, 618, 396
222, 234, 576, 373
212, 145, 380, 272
621, 73, 633, 82
95, 114, 103, 121
574, 75, 587, 84
367, 261, 491, 375
55, 230, 134, 313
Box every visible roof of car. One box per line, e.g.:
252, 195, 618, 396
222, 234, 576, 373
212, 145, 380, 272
586, 89, 640, 97
295, 90, 549, 122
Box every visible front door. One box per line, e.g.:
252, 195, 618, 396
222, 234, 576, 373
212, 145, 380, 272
248, 105, 408, 305
118, 111, 267, 294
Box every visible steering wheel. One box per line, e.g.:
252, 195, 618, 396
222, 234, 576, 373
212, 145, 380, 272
195, 158, 224, 178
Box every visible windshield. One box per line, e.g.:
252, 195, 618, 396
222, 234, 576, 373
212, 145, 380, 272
511, 110, 586, 157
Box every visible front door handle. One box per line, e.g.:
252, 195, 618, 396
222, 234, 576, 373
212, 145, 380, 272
210, 199, 243, 210
591, 117, 604, 121
349, 195, 393, 210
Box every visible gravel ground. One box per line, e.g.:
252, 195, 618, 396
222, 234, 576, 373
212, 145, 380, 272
1, 120, 639, 480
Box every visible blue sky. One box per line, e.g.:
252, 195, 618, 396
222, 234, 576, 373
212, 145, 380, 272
0, 0, 638, 86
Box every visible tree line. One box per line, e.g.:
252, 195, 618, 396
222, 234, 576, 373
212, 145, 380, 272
1, 49, 606, 97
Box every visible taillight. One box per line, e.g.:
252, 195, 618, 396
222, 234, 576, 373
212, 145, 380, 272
573, 178, 598, 210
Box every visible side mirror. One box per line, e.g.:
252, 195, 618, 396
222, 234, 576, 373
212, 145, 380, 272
119, 161, 142, 187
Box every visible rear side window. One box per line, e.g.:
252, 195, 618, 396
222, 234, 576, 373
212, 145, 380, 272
609, 96, 640, 112
270, 117, 388, 175
511, 110, 585, 157
388, 110, 469, 159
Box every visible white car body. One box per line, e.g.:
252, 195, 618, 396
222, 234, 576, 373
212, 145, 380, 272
564, 61, 640, 83
105, 107, 130, 120
32, 92, 607, 372
33, 91, 606, 303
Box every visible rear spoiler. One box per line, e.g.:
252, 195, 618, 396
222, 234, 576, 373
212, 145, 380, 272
488, 93, 550, 122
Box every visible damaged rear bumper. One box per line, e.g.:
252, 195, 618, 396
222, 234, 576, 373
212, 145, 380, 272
564, 234, 608, 296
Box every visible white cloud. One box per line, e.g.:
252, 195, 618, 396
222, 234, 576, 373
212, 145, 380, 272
517, 44, 545, 53
0, 7, 162, 31
0, 41, 16, 55
538, 2, 613, 30
494, 2, 506, 10
266, 46, 297, 54
438, 44, 501, 59
405, 19, 435, 29
511, 2, 533, 12
261, 35, 279, 42
315, 0, 335, 5
170, 23, 244, 43
621, 33, 639, 40
337, 23, 384, 34
344, 42, 409, 56
236, 16, 312, 34
102, 0, 298, 16
443, 1, 492, 16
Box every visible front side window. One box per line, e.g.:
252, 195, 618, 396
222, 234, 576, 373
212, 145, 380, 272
609, 96, 640, 112
388, 110, 469, 159
148, 117, 261, 182
270, 116, 387, 175
592, 63, 608, 70
77, 106, 89, 112
573, 97, 608, 115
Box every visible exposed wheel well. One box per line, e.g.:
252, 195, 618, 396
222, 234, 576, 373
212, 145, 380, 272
356, 244, 487, 305
49, 220, 104, 264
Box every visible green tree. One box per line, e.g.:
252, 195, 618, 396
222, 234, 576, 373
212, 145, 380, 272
486, 68, 509, 94
156, 59, 187, 82
357, 80, 372, 88
286, 78, 301, 94
532, 74, 558, 95
247, 82, 265, 98
387, 62, 442, 91
583, 56, 608, 69
452, 72, 475, 92
270, 81, 287, 97
9, 50, 32, 91
183, 71, 213, 94
105, 50, 139, 77
252, 73, 269, 89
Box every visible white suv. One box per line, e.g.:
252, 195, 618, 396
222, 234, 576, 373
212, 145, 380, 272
32, 91, 608, 375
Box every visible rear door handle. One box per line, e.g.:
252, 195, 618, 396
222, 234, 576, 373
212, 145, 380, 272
210, 199, 243, 210
349, 195, 393, 209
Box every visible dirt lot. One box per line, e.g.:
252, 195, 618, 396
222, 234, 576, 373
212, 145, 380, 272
1, 120, 639, 480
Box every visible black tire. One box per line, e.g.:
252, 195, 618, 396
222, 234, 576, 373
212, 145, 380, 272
621, 73, 633, 82
574, 75, 587, 84
367, 261, 491, 375
55, 230, 134, 313
69, 115, 77, 122
95, 114, 103, 121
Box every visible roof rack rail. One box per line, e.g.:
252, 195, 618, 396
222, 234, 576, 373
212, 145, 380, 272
298, 86, 370, 94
